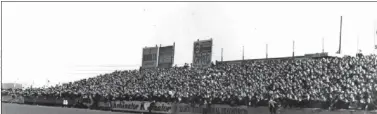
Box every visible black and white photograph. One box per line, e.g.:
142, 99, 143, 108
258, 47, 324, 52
1, 1, 377, 114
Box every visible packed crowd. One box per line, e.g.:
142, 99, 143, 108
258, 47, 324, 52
2, 54, 377, 110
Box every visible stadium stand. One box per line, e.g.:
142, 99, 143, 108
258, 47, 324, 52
2, 54, 377, 113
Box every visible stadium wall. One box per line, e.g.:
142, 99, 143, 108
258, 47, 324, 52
102, 100, 377, 114
3, 97, 377, 114
1, 95, 24, 103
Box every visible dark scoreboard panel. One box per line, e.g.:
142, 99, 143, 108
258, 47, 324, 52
142, 46, 158, 68
158, 45, 174, 68
192, 39, 212, 68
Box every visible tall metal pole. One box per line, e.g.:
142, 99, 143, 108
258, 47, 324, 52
322, 37, 324, 53
375, 21, 376, 50
13, 81, 16, 89
293, 40, 295, 57
141, 48, 144, 69
172, 42, 175, 66
221, 48, 223, 62
156, 45, 159, 67
242, 46, 245, 60
266, 44, 268, 59
32, 80, 34, 89
338, 16, 343, 54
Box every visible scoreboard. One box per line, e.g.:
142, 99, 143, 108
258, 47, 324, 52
192, 39, 213, 68
158, 45, 175, 68
142, 46, 158, 68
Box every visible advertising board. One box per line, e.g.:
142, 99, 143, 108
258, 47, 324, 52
175, 103, 248, 114
110, 101, 173, 114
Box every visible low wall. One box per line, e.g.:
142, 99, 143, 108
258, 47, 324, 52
1, 95, 24, 103
3, 96, 377, 114
108, 101, 377, 114
1, 95, 13, 102
2, 103, 140, 114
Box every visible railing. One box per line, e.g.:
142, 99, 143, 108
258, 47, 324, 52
3, 95, 377, 114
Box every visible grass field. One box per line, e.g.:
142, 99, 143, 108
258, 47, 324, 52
1, 103, 141, 114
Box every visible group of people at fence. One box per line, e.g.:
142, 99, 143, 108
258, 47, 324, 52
2, 54, 377, 112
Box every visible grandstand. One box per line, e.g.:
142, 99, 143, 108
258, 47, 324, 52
2, 52, 377, 114
3, 2, 377, 114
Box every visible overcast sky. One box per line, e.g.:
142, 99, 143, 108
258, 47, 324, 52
2, 2, 377, 87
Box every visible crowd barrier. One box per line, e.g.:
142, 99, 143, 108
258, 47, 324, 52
2, 95, 13, 102
3, 96, 377, 114
23, 97, 72, 106
97, 101, 112, 110
1, 95, 24, 104
175, 103, 248, 114
103, 100, 377, 114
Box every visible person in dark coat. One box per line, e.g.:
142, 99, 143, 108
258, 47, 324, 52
148, 100, 156, 114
